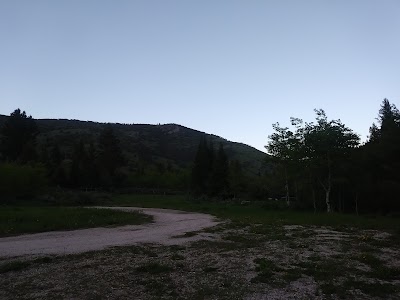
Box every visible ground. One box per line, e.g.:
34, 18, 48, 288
0, 207, 399, 299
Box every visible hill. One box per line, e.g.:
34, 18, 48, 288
0, 115, 267, 176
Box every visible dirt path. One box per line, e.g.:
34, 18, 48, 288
0, 207, 220, 257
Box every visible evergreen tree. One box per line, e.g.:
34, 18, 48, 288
229, 160, 245, 198
191, 136, 211, 194
209, 143, 229, 196
0, 109, 38, 162
363, 98, 400, 212
70, 140, 89, 187
97, 126, 125, 186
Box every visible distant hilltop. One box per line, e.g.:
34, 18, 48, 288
0, 115, 268, 176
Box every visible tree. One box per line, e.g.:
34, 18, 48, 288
0, 109, 38, 162
97, 126, 125, 187
209, 143, 229, 196
229, 160, 245, 199
304, 109, 359, 212
191, 136, 212, 194
267, 109, 359, 212
363, 99, 400, 213
266, 119, 304, 206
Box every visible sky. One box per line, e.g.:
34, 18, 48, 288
0, 0, 399, 152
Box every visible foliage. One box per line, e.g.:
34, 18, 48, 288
0, 108, 38, 162
191, 137, 230, 197
0, 207, 152, 236
361, 98, 400, 213
0, 162, 47, 201
266, 109, 359, 212
112, 194, 400, 231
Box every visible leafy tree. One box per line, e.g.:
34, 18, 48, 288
0, 109, 38, 162
266, 118, 304, 206
303, 109, 359, 212
267, 109, 359, 212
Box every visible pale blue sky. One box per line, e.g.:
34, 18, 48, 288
1, 0, 399, 152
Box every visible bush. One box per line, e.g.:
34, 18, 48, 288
44, 189, 111, 206
0, 163, 47, 202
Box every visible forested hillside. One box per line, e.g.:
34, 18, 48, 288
0, 112, 267, 199
1, 98, 399, 215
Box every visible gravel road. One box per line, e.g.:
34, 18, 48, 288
0, 207, 220, 257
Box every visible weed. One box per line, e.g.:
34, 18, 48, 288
190, 240, 238, 252
171, 253, 185, 261
203, 266, 219, 272
0, 207, 152, 236
173, 231, 197, 238
0, 260, 31, 273
136, 262, 173, 274
342, 278, 399, 297
252, 258, 282, 283
297, 258, 348, 282
222, 234, 263, 248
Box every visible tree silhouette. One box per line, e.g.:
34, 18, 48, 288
97, 126, 125, 186
0, 109, 38, 162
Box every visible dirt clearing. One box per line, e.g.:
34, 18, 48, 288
0, 208, 399, 299
0, 207, 220, 257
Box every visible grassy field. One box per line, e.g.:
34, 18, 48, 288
111, 194, 400, 231
1, 194, 400, 299
0, 206, 152, 237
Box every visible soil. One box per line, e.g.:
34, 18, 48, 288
0, 207, 220, 257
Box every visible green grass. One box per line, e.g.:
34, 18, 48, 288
111, 194, 400, 230
0, 260, 31, 273
252, 258, 282, 283
0, 256, 54, 274
0, 206, 152, 236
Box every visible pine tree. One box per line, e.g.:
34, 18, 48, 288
0, 109, 38, 162
364, 99, 400, 212
209, 143, 229, 197
191, 136, 211, 194
97, 126, 125, 187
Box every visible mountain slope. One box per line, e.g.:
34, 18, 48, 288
0, 115, 267, 175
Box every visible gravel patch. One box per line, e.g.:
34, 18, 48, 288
0, 207, 220, 257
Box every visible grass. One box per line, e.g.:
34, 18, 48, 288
0, 260, 31, 273
0, 256, 54, 274
136, 262, 173, 274
1, 193, 399, 299
111, 194, 400, 230
0, 206, 152, 236
252, 258, 282, 283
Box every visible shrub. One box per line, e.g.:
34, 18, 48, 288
0, 163, 47, 202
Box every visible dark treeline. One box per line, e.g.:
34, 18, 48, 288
0, 109, 126, 198
1, 98, 399, 215
191, 136, 246, 198
0, 109, 189, 201
265, 99, 400, 214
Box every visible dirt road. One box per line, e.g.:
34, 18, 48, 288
0, 207, 220, 257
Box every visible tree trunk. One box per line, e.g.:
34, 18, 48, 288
325, 186, 331, 213
355, 192, 359, 216
284, 166, 290, 207
312, 187, 317, 214
325, 153, 332, 213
